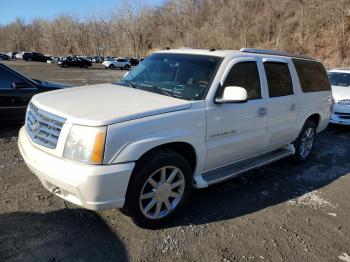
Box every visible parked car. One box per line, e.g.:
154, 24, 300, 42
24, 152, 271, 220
102, 57, 131, 70
18, 48, 332, 228
23, 52, 50, 62
92, 56, 102, 63
0, 63, 72, 121
15, 51, 25, 59
328, 68, 350, 125
57, 57, 92, 68
0, 53, 10, 61
47, 56, 59, 63
129, 58, 139, 66
7, 51, 18, 59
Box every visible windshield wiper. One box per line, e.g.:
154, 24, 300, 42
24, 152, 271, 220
126, 80, 137, 89
152, 85, 176, 98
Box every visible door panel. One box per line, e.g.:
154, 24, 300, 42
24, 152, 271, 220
264, 95, 298, 150
205, 59, 268, 171
206, 100, 267, 170
262, 60, 299, 150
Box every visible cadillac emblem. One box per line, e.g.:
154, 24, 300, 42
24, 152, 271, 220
31, 120, 40, 134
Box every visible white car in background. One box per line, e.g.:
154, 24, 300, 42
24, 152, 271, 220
328, 69, 350, 125
15, 52, 24, 59
102, 57, 131, 70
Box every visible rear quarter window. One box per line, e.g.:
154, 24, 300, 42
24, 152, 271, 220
293, 59, 331, 92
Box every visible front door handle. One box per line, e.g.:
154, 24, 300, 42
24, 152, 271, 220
257, 107, 267, 117
289, 104, 297, 112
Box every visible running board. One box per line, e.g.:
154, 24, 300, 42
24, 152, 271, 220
202, 146, 294, 186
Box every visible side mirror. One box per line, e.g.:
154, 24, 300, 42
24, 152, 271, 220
215, 86, 248, 104
12, 81, 27, 89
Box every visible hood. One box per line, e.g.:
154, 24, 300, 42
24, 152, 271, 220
32, 83, 192, 126
331, 85, 350, 101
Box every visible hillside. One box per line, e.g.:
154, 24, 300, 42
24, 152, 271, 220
0, 0, 349, 67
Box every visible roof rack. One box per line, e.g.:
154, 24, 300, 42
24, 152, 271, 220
240, 48, 314, 60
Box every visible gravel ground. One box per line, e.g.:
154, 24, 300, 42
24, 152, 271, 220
1, 61, 350, 262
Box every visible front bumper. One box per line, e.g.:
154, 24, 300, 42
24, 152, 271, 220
330, 103, 350, 125
18, 127, 135, 210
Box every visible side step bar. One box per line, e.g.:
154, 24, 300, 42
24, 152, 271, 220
202, 146, 295, 186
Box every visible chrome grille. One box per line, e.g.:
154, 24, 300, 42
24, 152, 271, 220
26, 103, 66, 149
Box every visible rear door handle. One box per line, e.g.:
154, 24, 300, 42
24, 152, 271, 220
257, 107, 267, 117
289, 104, 297, 112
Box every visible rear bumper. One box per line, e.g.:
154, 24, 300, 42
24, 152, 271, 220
18, 127, 135, 210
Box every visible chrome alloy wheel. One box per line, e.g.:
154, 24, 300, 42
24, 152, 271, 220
139, 166, 185, 220
300, 127, 315, 159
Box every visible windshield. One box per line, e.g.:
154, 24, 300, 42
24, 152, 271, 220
117, 53, 222, 100
328, 72, 350, 87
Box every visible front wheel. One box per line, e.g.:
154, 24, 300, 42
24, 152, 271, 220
124, 149, 192, 228
124, 64, 131, 70
109, 64, 115, 69
293, 120, 317, 162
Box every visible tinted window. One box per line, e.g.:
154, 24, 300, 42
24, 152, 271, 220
264, 62, 293, 97
293, 59, 331, 92
222, 62, 261, 100
0, 67, 23, 89
328, 72, 350, 87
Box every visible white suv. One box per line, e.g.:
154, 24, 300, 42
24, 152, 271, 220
328, 69, 350, 125
102, 57, 131, 70
18, 48, 332, 228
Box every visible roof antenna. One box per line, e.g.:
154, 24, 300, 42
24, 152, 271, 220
209, 47, 216, 52
166, 47, 170, 50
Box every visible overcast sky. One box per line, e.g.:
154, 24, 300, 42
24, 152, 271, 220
1, 0, 164, 25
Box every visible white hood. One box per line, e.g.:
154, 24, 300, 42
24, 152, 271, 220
32, 83, 192, 126
331, 85, 350, 101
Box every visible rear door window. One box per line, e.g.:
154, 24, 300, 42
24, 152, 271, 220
264, 62, 293, 97
293, 59, 331, 92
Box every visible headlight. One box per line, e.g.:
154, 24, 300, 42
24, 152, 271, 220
63, 125, 107, 165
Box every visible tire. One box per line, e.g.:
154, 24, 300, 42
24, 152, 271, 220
109, 64, 115, 69
124, 64, 131, 70
124, 149, 192, 229
293, 120, 317, 163
84, 64, 89, 68
63, 63, 68, 68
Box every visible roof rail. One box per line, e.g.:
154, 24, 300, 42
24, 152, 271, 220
240, 48, 314, 60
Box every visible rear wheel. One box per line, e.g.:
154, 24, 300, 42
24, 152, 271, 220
63, 63, 68, 68
124, 149, 192, 228
293, 120, 317, 162
84, 63, 89, 68
124, 64, 131, 70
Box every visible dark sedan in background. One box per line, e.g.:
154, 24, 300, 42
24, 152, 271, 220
0, 62, 72, 122
23, 52, 50, 62
0, 53, 10, 61
57, 57, 92, 68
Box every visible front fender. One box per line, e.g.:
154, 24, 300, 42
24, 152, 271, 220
104, 105, 207, 176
